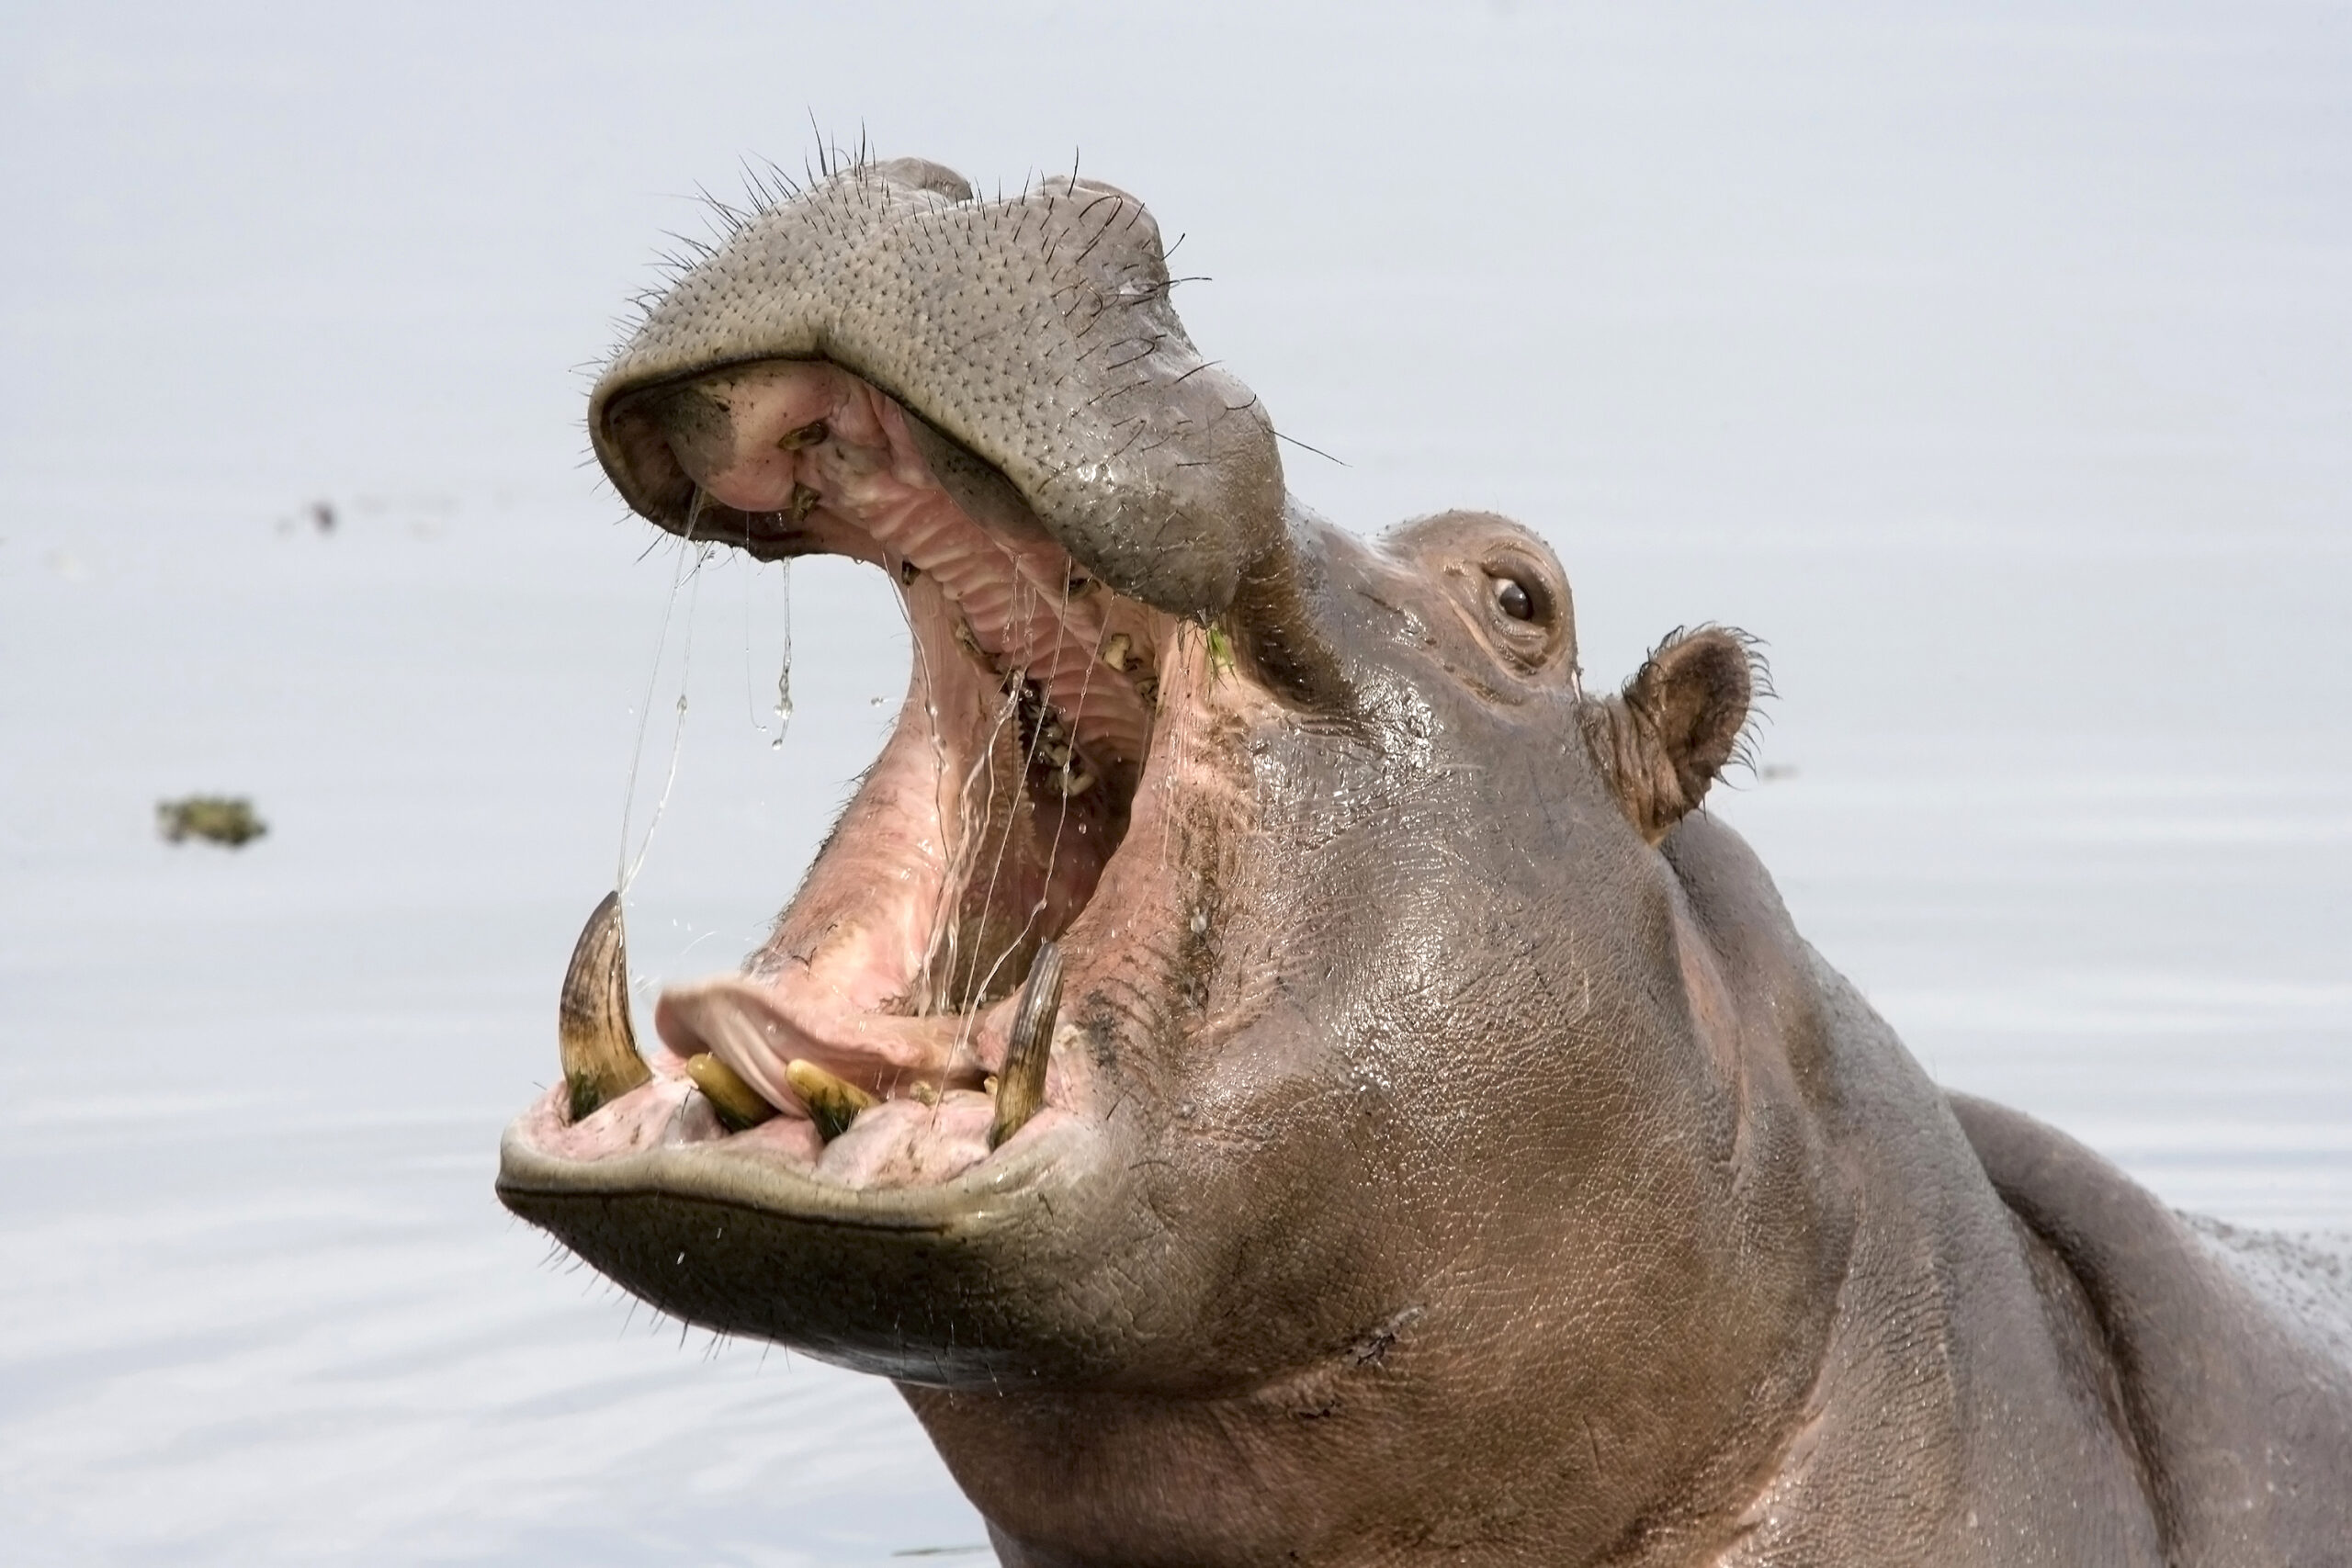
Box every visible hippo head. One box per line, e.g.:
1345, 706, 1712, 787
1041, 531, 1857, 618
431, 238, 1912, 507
499, 157, 1844, 1563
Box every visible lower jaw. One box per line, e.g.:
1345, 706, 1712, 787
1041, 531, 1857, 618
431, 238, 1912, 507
531, 886, 1096, 1193
508, 1069, 1077, 1192
514, 803, 1127, 1209
495, 1100, 1125, 1382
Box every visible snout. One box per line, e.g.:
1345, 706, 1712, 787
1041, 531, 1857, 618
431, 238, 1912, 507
584, 160, 1346, 704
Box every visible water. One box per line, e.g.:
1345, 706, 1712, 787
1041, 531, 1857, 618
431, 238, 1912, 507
768, 561, 797, 750
2, 2, 2346, 1562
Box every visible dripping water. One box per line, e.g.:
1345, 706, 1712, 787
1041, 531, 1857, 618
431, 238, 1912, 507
617, 491, 707, 895
772, 558, 795, 746
743, 556, 797, 749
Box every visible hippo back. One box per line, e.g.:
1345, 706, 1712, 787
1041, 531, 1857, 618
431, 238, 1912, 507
2185, 1214, 2352, 1367
1951, 1093, 2352, 1562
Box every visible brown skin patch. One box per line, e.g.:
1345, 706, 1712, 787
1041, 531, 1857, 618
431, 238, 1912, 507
1581, 628, 1755, 844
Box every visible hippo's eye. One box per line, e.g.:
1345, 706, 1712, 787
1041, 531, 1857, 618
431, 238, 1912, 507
1492, 574, 1536, 622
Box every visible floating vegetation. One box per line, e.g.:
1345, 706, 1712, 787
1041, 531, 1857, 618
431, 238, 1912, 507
156, 795, 267, 849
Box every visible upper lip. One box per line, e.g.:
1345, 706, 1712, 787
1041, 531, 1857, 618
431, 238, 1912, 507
584, 164, 1305, 632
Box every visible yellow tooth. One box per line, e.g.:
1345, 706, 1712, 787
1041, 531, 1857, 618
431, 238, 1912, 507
787, 1059, 877, 1141
1100, 632, 1132, 671
775, 419, 829, 450
558, 891, 653, 1122
684, 1053, 778, 1132
989, 941, 1064, 1150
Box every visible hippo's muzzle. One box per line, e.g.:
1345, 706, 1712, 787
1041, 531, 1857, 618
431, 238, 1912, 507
497, 159, 1338, 1380
586, 158, 1334, 677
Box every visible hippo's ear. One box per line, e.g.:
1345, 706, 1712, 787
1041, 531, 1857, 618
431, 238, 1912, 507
1579, 628, 1757, 844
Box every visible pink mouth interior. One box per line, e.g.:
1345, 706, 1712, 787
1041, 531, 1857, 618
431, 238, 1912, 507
525, 361, 1174, 1190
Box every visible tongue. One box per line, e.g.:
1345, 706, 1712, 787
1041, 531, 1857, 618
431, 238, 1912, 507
653, 974, 962, 1114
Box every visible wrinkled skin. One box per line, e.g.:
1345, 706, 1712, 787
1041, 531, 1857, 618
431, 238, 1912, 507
498, 156, 2352, 1565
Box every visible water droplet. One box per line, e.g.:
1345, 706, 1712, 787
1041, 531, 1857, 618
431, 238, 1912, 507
771, 559, 796, 746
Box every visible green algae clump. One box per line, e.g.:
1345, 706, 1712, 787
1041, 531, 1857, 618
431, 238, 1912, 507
156, 795, 267, 849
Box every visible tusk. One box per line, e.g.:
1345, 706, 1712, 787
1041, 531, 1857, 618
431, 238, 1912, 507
989, 941, 1064, 1150
684, 1053, 777, 1132
558, 891, 652, 1122
786, 1059, 877, 1142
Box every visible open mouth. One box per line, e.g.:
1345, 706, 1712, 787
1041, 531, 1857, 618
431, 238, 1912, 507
511, 358, 1193, 1194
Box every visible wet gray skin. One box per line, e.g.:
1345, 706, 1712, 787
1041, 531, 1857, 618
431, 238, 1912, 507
498, 157, 2352, 1566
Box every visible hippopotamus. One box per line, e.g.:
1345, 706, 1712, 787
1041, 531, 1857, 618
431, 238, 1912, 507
497, 155, 2352, 1565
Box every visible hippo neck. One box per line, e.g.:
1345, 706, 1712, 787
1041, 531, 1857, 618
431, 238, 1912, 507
899, 823, 1862, 1568
909, 817, 2159, 1566
1664, 818, 2163, 1562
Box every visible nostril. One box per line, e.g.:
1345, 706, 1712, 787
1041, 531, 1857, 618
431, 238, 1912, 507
647, 384, 738, 484
600, 397, 702, 529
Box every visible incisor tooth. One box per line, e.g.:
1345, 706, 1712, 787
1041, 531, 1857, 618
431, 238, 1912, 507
989, 941, 1064, 1150
684, 1053, 777, 1132
787, 1059, 877, 1141
558, 891, 652, 1122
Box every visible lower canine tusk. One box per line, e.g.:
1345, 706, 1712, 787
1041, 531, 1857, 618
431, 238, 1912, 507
558, 891, 652, 1122
989, 941, 1064, 1150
